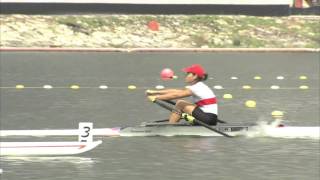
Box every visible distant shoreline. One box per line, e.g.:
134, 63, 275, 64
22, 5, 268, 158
1, 15, 319, 48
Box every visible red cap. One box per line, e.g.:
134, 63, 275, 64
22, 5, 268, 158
182, 64, 206, 78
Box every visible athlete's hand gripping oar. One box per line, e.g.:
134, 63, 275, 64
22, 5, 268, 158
149, 98, 232, 138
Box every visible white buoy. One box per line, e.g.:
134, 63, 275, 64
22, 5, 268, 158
242, 85, 252, 89
213, 85, 223, 89
99, 85, 108, 89
270, 85, 280, 90
277, 76, 285, 80
155, 85, 165, 89
43, 85, 53, 89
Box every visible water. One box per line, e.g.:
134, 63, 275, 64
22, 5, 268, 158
0, 51, 319, 179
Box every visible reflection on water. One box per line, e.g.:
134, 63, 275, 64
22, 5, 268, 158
1, 156, 96, 165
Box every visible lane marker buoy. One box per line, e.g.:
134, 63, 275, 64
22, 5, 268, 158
299, 76, 308, 80
70, 85, 80, 89
270, 85, 280, 90
242, 85, 252, 89
223, 94, 233, 99
128, 85, 137, 90
254, 76, 262, 80
245, 100, 256, 108
99, 85, 108, 89
213, 85, 224, 90
16, 85, 25, 89
277, 76, 285, 80
43, 85, 53, 89
155, 85, 165, 89
299, 85, 309, 89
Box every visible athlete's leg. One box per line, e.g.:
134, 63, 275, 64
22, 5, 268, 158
169, 100, 196, 123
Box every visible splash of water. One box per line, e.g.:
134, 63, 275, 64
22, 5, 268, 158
245, 119, 320, 139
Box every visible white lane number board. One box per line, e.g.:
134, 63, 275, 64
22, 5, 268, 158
79, 122, 93, 143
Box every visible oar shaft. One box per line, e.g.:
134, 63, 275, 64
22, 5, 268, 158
153, 100, 232, 138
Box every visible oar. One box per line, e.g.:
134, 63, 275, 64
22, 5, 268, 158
153, 99, 233, 138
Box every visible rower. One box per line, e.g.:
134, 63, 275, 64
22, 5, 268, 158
146, 64, 218, 125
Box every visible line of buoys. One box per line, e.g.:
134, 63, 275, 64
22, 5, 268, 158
8, 84, 313, 90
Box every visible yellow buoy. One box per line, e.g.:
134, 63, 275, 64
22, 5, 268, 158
172, 75, 178, 79
245, 100, 256, 108
223, 94, 233, 99
128, 85, 137, 90
70, 85, 80, 90
254, 76, 262, 80
16, 85, 25, 89
299, 85, 309, 90
242, 85, 252, 89
272, 111, 283, 116
299, 76, 308, 80
271, 110, 284, 118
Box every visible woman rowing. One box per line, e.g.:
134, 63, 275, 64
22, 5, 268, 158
146, 64, 219, 125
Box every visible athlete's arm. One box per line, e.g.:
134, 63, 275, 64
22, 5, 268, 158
155, 88, 192, 100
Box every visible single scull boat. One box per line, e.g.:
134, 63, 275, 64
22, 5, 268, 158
1, 122, 319, 138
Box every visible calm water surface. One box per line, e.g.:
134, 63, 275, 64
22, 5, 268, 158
0, 52, 319, 180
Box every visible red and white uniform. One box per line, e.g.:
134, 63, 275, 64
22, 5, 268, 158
187, 81, 218, 115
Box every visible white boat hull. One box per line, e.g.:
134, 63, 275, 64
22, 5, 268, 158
1, 124, 319, 138
0, 140, 102, 156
